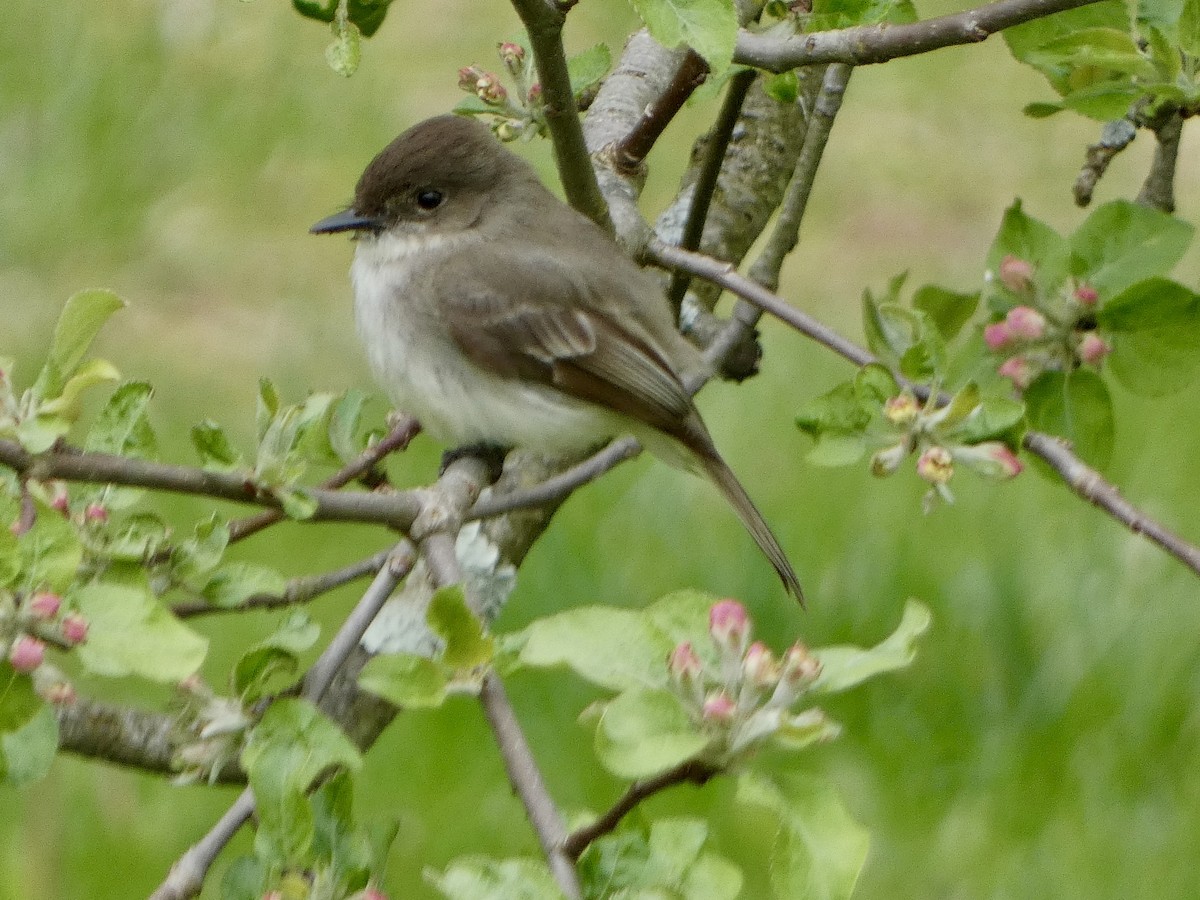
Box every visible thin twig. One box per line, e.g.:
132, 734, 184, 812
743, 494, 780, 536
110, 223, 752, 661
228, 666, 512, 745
149, 541, 418, 900
1073, 117, 1137, 207
468, 438, 642, 519
412, 455, 584, 900
667, 68, 759, 312
652, 241, 1200, 581
510, 0, 610, 228
612, 49, 710, 173
735, 0, 1107, 71
171, 548, 391, 618
563, 758, 719, 860
227, 415, 420, 544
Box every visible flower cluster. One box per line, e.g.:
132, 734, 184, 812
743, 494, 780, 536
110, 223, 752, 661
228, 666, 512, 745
871, 386, 1023, 512
986, 254, 1112, 391
456, 42, 545, 142
2, 588, 88, 702
667, 599, 835, 760
172, 675, 254, 786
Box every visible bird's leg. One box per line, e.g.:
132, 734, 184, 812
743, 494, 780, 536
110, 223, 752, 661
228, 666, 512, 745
440, 442, 510, 482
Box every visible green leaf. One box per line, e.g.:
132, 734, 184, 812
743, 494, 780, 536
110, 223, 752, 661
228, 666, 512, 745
1023, 369, 1115, 469
202, 561, 287, 609
796, 382, 873, 441
327, 388, 369, 464
191, 420, 244, 471
0, 518, 19, 588
1070, 201, 1194, 298
18, 501, 82, 593
1098, 278, 1200, 396
242, 698, 362, 862
950, 396, 1027, 445
32, 289, 125, 400
567, 43, 611, 96
274, 486, 318, 520
428, 585, 494, 670
1057, 80, 1143, 120
358, 653, 450, 708
811, 600, 931, 695
1024, 28, 1157, 81
736, 771, 869, 900
37, 357, 121, 418
593, 688, 710, 779
0, 665, 54, 785
912, 285, 980, 341
2, 703, 58, 787
808, 0, 918, 29
514, 606, 675, 691
631, 0, 738, 72
1004, 1, 1132, 85
427, 856, 561, 900
765, 70, 800, 102
84, 381, 157, 457
170, 516, 230, 586
806, 433, 869, 467
233, 612, 320, 703
72, 578, 208, 681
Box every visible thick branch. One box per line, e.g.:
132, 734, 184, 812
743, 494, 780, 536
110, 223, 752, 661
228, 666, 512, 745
735, 0, 1106, 71
1137, 110, 1183, 213
0, 440, 423, 530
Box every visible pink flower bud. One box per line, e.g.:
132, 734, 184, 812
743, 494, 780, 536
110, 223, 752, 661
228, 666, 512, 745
883, 392, 919, 426
916, 446, 954, 486
50, 486, 70, 515
61, 614, 88, 646
997, 355, 1036, 390
1078, 332, 1111, 366
364, 887, 388, 900
998, 255, 1035, 294
9, 635, 46, 673
84, 503, 108, 524
457, 64, 486, 92
527, 83, 542, 103
668, 642, 703, 681
1005, 306, 1047, 341
780, 642, 821, 687
498, 41, 525, 67
1074, 284, 1099, 306
951, 441, 1024, 479
27, 591, 62, 620
702, 691, 736, 723
742, 641, 778, 687
983, 321, 1014, 351
709, 599, 749, 652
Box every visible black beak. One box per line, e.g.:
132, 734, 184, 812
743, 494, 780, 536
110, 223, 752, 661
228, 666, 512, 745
310, 208, 383, 234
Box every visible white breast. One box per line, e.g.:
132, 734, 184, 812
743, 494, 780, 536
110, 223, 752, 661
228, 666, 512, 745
349, 231, 622, 451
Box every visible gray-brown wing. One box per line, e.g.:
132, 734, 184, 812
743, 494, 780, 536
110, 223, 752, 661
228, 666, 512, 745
436, 255, 693, 435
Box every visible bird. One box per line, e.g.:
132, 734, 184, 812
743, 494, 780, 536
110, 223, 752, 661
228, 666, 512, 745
311, 114, 803, 602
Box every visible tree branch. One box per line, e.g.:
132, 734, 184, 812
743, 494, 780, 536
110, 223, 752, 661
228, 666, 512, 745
611, 49, 710, 173
1137, 109, 1183, 213
0, 440, 423, 530
510, 0, 611, 228
563, 758, 719, 861
651, 242, 1200, 580
734, 0, 1107, 71
171, 549, 391, 618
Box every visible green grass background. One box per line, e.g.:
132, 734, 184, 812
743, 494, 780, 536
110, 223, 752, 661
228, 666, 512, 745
2, 0, 1199, 896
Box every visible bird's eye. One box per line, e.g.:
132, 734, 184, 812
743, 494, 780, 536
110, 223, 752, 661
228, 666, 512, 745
415, 189, 445, 211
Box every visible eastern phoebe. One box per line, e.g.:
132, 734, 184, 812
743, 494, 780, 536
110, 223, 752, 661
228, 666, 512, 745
312, 115, 803, 602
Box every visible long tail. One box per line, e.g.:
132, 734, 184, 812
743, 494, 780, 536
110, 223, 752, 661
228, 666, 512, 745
691, 438, 805, 606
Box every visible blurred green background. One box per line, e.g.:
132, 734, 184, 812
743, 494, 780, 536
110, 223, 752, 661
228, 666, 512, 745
2, 0, 1199, 897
